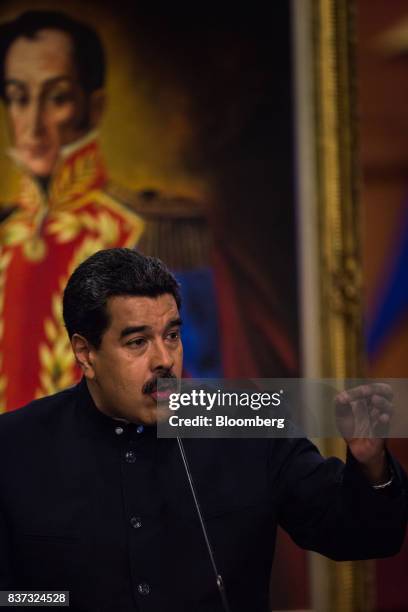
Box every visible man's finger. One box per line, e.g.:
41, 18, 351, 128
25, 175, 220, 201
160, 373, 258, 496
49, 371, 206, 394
369, 407, 379, 420
370, 394, 393, 414
337, 383, 393, 404
349, 399, 372, 437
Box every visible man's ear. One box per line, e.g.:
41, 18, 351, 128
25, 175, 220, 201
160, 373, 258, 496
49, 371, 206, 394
89, 89, 106, 129
71, 333, 96, 380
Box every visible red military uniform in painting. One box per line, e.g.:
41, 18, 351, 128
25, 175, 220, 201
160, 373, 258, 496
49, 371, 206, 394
0, 134, 144, 411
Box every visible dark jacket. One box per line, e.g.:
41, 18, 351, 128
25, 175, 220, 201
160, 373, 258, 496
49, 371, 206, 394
0, 379, 406, 612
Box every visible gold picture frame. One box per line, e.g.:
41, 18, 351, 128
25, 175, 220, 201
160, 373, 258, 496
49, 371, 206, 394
293, 0, 373, 610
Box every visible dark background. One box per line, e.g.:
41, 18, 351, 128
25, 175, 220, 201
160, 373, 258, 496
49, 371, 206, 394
113, 1, 299, 363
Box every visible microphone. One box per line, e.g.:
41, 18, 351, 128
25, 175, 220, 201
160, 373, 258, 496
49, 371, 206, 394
177, 437, 232, 612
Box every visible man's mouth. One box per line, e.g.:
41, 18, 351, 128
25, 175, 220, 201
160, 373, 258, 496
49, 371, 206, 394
144, 376, 178, 403
24, 144, 51, 157
149, 389, 173, 402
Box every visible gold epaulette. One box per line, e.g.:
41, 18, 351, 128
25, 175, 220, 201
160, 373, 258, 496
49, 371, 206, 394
103, 182, 211, 271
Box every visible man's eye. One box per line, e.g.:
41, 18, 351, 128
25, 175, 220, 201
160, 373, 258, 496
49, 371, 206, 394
47, 92, 73, 106
127, 338, 146, 347
6, 94, 28, 107
166, 331, 180, 342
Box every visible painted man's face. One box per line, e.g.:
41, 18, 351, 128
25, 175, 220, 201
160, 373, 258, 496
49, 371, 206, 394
4, 29, 96, 177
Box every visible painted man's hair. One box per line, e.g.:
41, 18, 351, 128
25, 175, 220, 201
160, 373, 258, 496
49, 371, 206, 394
0, 10, 106, 98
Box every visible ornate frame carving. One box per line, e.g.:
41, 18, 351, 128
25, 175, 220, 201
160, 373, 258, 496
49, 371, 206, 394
293, 0, 374, 610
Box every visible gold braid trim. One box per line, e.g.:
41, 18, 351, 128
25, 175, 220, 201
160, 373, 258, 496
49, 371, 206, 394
47, 209, 120, 244
35, 235, 108, 398
36, 196, 144, 399
0, 204, 48, 263
49, 147, 99, 208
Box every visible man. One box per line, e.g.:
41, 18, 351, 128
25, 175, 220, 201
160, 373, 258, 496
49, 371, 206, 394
0, 11, 145, 411
0, 247, 406, 612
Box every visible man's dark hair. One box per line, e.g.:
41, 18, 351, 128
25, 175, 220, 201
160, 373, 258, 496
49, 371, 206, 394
0, 10, 105, 97
63, 248, 182, 348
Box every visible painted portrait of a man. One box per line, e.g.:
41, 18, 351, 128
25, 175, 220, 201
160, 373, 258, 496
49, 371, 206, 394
0, 11, 145, 410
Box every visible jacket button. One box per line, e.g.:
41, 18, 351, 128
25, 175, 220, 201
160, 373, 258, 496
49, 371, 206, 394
137, 583, 150, 595
130, 516, 142, 529
115, 426, 124, 435
125, 450, 136, 463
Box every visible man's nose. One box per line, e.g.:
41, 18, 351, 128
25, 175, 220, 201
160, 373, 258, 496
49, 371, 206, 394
150, 340, 174, 372
26, 99, 45, 138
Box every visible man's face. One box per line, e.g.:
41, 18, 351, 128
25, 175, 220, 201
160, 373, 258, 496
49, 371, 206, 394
4, 29, 94, 177
79, 294, 183, 425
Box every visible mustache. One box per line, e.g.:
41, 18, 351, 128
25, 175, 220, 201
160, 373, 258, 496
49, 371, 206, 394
142, 370, 178, 395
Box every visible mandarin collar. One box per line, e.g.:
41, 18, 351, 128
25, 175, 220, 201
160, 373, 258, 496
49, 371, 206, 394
74, 377, 157, 440
9, 131, 107, 213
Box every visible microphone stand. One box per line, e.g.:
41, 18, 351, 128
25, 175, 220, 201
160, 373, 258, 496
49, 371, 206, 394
177, 437, 232, 612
